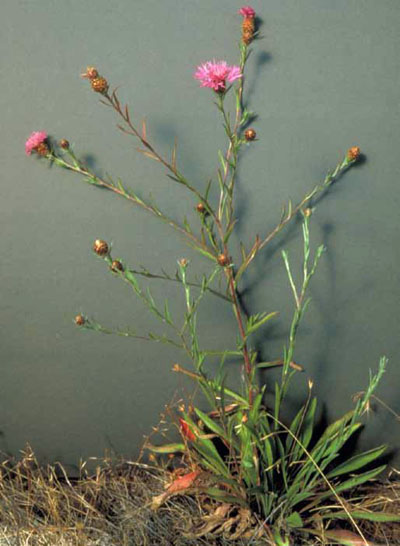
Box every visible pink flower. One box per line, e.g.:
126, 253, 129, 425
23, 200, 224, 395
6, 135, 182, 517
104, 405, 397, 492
194, 61, 242, 92
25, 131, 48, 155
238, 6, 256, 18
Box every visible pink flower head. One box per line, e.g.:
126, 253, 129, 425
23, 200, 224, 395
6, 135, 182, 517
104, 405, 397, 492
238, 6, 256, 18
25, 131, 48, 155
194, 61, 242, 92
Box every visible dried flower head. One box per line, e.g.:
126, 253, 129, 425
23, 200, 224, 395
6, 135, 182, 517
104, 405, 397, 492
244, 128, 257, 141
25, 131, 48, 156
238, 6, 256, 18
81, 66, 99, 79
74, 314, 85, 326
347, 146, 361, 162
93, 239, 109, 256
194, 61, 241, 92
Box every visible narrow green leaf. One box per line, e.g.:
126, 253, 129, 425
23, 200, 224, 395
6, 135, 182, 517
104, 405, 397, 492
204, 488, 247, 507
146, 443, 185, 453
326, 445, 386, 479
321, 510, 400, 523
318, 465, 386, 501
194, 408, 228, 442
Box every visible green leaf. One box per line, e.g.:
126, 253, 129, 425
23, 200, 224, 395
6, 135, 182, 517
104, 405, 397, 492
301, 397, 317, 450
146, 443, 185, 453
326, 445, 386, 479
204, 488, 247, 507
322, 510, 400, 523
286, 511, 303, 528
194, 408, 229, 443
318, 465, 386, 501
245, 312, 278, 337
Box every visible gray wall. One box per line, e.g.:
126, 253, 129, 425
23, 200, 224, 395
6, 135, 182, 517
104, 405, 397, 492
1, 0, 399, 471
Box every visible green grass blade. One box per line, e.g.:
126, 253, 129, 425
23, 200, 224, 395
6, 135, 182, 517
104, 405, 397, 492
326, 445, 386, 479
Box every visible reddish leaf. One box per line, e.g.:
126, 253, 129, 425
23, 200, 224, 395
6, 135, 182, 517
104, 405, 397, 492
179, 418, 196, 441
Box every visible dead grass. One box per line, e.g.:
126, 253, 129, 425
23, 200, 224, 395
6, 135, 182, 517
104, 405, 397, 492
0, 446, 398, 545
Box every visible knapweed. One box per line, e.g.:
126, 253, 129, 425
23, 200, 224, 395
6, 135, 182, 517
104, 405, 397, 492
74, 314, 85, 326
81, 66, 99, 80
244, 128, 257, 141
110, 259, 124, 272
217, 253, 231, 267
238, 5, 256, 44
347, 146, 361, 162
238, 5, 256, 18
93, 239, 109, 256
194, 61, 241, 92
59, 139, 70, 149
25, 131, 49, 156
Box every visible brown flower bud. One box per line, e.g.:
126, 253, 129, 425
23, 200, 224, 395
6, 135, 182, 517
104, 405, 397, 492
91, 77, 109, 94
36, 142, 49, 156
303, 208, 312, 218
110, 260, 124, 272
217, 253, 230, 267
59, 139, 70, 149
179, 258, 188, 267
242, 17, 255, 44
244, 128, 257, 141
196, 203, 206, 213
93, 239, 109, 256
347, 146, 361, 161
75, 314, 85, 326
81, 66, 99, 79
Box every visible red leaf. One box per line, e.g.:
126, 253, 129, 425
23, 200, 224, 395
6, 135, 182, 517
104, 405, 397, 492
166, 470, 201, 494
179, 418, 196, 441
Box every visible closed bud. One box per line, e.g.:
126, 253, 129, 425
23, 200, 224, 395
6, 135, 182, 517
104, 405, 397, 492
217, 253, 230, 267
196, 203, 206, 213
75, 314, 85, 326
91, 76, 109, 94
303, 208, 312, 218
111, 260, 124, 272
244, 128, 257, 141
59, 139, 70, 149
347, 146, 361, 162
93, 239, 109, 256
179, 258, 188, 267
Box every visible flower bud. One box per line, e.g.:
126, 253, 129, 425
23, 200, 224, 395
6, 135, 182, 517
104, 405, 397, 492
111, 260, 124, 272
244, 128, 256, 141
179, 258, 188, 267
93, 239, 109, 256
303, 208, 312, 218
347, 146, 361, 162
59, 139, 70, 149
217, 253, 230, 267
91, 76, 109, 94
75, 314, 85, 326
196, 203, 206, 213
239, 7, 256, 44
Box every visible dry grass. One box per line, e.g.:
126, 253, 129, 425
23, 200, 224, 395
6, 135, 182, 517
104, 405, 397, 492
0, 446, 398, 545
